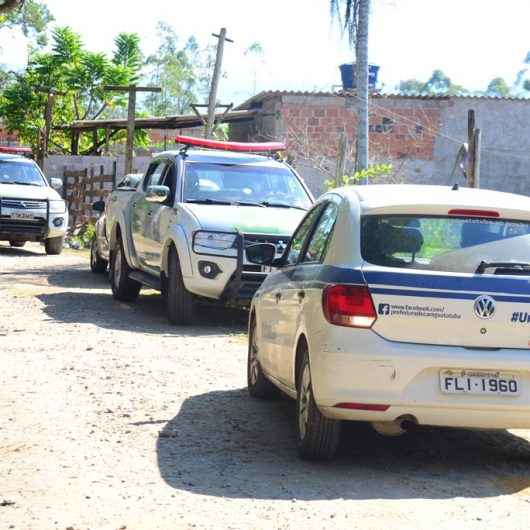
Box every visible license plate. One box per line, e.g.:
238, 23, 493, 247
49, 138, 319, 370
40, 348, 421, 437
440, 369, 520, 396
10, 212, 34, 220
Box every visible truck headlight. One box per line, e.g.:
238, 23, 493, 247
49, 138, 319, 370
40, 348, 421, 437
49, 200, 66, 214
193, 231, 237, 251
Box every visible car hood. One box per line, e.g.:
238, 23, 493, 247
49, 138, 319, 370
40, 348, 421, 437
0, 183, 61, 200
183, 203, 306, 235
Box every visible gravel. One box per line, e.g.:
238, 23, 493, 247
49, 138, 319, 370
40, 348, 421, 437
1, 242, 530, 530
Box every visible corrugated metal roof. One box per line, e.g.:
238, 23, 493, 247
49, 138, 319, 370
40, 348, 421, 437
236, 90, 530, 109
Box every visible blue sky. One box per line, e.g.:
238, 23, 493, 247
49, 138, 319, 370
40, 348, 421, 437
2, 0, 530, 105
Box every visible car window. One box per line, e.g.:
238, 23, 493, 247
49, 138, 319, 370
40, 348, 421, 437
0, 160, 46, 187
183, 162, 312, 209
302, 202, 339, 263
144, 161, 168, 189
161, 163, 177, 204
361, 215, 530, 274
285, 205, 323, 266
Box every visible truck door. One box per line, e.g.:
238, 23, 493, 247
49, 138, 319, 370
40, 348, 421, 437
131, 161, 167, 269
142, 161, 178, 272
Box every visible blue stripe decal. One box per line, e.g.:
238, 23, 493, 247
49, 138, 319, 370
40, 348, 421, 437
365, 270, 530, 295
371, 287, 530, 304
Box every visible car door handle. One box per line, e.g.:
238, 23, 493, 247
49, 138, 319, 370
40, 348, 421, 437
275, 292, 282, 303
297, 290, 305, 303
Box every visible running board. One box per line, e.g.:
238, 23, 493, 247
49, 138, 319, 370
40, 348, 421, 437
128, 271, 161, 291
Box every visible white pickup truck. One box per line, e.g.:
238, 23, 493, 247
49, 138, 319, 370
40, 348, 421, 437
0, 152, 68, 254
103, 137, 313, 325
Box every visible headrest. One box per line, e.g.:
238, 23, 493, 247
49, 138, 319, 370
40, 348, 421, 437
377, 224, 424, 255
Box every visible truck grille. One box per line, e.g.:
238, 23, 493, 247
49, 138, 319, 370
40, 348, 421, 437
243, 234, 290, 255
0, 198, 47, 210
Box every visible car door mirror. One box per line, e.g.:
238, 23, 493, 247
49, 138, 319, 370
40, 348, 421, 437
50, 177, 63, 191
92, 200, 105, 213
146, 185, 170, 204
246, 243, 277, 266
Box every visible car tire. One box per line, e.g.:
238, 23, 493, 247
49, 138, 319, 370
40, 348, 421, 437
247, 315, 277, 399
167, 247, 195, 325
296, 349, 341, 461
90, 237, 108, 274
110, 236, 141, 302
9, 241, 25, 248
45, 236, 64, 255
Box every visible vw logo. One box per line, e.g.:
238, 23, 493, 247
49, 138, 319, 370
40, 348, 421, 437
474, 295, 496, 319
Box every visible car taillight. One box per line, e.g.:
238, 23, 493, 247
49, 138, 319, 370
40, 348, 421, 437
322, 284, 377, 328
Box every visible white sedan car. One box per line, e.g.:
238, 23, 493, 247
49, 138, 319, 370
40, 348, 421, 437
246, 184, 530, 460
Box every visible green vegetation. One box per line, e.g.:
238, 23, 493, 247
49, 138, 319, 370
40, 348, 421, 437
325, 163, 393, 190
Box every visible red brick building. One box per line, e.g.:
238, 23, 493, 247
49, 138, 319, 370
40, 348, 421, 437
232, 91, 530, 196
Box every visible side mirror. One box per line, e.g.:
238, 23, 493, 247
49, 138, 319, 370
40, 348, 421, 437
92, 200, 105, 213
50, 177, 63, 191
246, 243, 277, 266
146, 185, 170, 204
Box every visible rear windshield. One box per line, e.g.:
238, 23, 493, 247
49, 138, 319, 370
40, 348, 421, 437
0, 160, 46, 186
183, 162, 312, 209
361, 215, 530, 273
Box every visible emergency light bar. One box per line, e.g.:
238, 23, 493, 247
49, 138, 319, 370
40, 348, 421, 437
0, 146, 33, 155
175, 135, 286, 153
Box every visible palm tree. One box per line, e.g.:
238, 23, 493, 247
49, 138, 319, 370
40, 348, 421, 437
330, 0, 370, 172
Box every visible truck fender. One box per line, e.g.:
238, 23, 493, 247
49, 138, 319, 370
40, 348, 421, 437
161, 225, 193, 278
108, 211, 140, 269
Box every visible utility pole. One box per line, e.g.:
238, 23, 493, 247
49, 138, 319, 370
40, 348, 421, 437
466, 109, 481, 188
355, 0, 370, 173
336, 132, 348, 187
104, 85, 161, 174
205, 28, 233, 138
36, 88, 66, 169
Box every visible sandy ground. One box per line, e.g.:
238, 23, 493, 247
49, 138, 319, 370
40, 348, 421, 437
1, 242, 530, 530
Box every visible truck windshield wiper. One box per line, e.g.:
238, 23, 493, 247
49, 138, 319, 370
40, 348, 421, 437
12, 181, 41, 186
260, 201, 307, 211
476, 261, 530, 274
186, 198, 265, 207
186, 198, 233, 206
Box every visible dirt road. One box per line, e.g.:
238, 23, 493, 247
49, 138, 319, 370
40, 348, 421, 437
1, 242, 530, 530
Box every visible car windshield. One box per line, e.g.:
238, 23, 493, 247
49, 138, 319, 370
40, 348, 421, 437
0, 160, 46, 186
183, 162, 312, 210
361, 215, 530, 274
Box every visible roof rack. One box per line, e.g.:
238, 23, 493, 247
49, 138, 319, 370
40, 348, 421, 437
175, 135, 286, 154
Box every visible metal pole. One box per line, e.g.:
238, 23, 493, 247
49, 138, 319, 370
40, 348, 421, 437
467, 109, 476, 187
473, 128, 481, 188
355, 0, 370, 173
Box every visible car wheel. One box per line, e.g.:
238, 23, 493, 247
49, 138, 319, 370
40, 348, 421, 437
110, 236, 141, 302
45, 236, 64, 255
9, 241, 25, 248
296, 349, 341, 461
167, 247, 195, 325
247, 315, 277, 399
90, 237, 108, 273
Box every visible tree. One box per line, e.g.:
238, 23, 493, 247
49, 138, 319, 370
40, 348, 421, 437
331, 0, 370, 172
398, 79, 425, 94
0, 26, 143, 155
0, 0, 53, 46
244, 41, 264, 95
397, 69, 469, 96
486, 77, 511, 97
144, 22, 214, 116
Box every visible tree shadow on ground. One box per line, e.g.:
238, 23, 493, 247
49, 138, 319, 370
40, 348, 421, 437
157, 388, 530, 501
